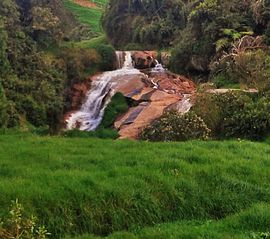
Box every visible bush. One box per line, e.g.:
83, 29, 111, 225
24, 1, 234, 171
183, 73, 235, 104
95, 44, 116, 71
99, 92, 128, 128
193, 91, 270, 140
211, 73, 239, 88
0, 199, 49, 239
211, 50, 270, 91
140, 111, 211, 142
223, 97, 270, 140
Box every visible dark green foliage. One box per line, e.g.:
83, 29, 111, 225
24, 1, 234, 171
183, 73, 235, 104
0, 134, 270, 238
102, 0, 186, 48
95, 44, 116, 71
193, 91, 270, 140
62, 128, 118, 139
211, 49, 270, 91
99, 92, 128, 128
210, 73, 240, 89
140, 111, 211, 141
0, 84, 8, 127
0, 0, 67, 130
68, 203, 270, 238
223, 96, 270, 140
103, 0, 270, 77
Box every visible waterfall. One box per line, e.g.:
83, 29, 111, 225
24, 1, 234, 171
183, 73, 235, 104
66, 52, 141, 131
151, 59, 165, 73
115, 51, 125, 69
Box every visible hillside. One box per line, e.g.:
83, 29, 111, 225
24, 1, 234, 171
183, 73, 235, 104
0, 132, 270, 238
63, 0, 108, 34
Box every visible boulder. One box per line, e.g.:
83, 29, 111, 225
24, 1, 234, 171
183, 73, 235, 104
131, 51, 158, 69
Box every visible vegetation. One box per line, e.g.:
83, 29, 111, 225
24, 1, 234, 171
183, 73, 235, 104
63, 0, 107, 34
193, 91, 270, 140
0, 132, 270, 238
67, 204, 270, 238
103, 0, 270, 76
0, 199, 49, 239
0, 0, 114, 133
99, 92, 128, 128
140, 111, 210, 141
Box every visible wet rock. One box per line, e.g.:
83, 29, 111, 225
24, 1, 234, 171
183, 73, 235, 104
131, 51, 158, 69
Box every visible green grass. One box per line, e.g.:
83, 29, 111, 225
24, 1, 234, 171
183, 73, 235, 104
63, 0, 106, 34
67, 203, 270, 238
64, 35, 108, 49
0, 133, 270, 238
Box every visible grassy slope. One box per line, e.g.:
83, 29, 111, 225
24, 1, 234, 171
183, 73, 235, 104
0, 133, 270, 238
68, 203, 270, 239
63, 0, 107, 34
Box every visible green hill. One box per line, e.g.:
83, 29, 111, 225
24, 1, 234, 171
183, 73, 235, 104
63, 0, 108, 34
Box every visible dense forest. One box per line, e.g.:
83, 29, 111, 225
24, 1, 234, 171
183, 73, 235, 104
103, 0, 270, 75
0, 0, 114, 132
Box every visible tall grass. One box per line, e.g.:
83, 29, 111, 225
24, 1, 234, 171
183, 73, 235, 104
67, 203, 270, 238
0, 133, 270, 238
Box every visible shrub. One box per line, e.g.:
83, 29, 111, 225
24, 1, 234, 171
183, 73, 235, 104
223, 97, 270, 140
211, 50, 270, 91
99, 92, 128, 128
0, 199, 49, 239
193, 91, 270, 140
140, 111, 211, 142
193, 93, 222, 134
95, 44, 116, 71
211, 74, 239, 89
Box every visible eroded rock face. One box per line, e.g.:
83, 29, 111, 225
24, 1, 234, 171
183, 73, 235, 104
113, 71, 195, 139
131, 51, 158, 69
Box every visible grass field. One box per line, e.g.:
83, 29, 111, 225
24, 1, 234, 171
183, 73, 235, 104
63, 0, 108, 34
0, 132, 270, 238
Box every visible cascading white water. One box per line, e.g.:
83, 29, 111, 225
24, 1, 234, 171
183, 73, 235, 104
151, 59, 165, 73
66, 52, 142, 131
115, 51, 125, 69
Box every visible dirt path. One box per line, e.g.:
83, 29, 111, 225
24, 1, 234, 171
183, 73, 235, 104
72, 0, 99, 9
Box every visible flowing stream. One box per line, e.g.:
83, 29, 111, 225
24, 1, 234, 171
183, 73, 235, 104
66, 52, 142, 131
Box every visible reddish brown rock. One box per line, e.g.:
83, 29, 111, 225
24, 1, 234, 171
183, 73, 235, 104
116, 92, 182, 139
131, 51, 158, 69
150, 73, 195, 94
112, 74, 147, 98
114, 71, 195, 139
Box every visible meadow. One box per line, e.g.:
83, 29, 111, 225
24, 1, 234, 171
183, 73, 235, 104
63, 0, 108, 34
0, 132, 270, 238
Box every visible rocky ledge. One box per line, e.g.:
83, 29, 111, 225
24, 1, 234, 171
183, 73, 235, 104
112, 70, 195, 139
